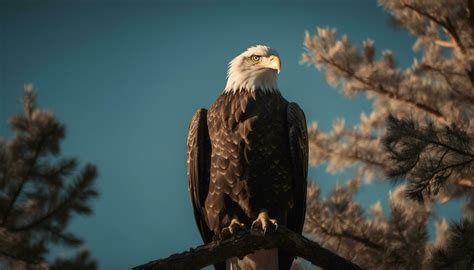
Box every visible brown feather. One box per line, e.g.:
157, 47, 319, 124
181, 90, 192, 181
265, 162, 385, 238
186, 90, 308, 270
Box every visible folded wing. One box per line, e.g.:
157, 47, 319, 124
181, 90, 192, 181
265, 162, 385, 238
187, 108, 213, 244
286, 102, 309, 235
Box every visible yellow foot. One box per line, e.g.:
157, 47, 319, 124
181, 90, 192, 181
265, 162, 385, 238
221, 218, 246, 238
251, 210, 278, 234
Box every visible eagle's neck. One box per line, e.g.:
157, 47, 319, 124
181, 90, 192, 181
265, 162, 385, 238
224, 69, 279, 94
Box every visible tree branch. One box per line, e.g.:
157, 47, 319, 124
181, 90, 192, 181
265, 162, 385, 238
132, 226, 361, 270
1, 136, 46, 225
458, 178, 474, 188
419, 63, 474, 105
400, 0, 466, 54
315, 223, 387, 252
434, 38, 455, 48
318, 55, 446, 120
0, 249, 42, 266
468, 0, 474, 27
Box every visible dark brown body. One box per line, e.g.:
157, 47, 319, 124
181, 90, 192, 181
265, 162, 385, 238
187, 90, 308, 270
206, 90, 293, 231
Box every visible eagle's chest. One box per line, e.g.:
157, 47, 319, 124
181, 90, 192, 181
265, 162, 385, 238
208, 91, 291, 181
208, 91, 287, 148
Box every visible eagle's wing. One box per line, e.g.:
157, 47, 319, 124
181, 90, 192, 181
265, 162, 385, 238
187, 108, 213, 244
286, 102, 309, 234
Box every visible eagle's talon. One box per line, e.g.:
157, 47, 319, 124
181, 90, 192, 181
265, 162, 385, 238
221, 218, 246, 238
251, 219, 261, 231
251, 211, 278, 234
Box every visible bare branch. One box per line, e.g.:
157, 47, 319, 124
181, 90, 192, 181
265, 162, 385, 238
132, 226, 361, 270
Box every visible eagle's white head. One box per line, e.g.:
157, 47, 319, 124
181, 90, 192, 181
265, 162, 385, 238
224, 45, 281, 93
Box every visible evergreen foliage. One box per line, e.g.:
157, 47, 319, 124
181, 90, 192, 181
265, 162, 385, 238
0, 86, 98, 270
301, 0, 474, 268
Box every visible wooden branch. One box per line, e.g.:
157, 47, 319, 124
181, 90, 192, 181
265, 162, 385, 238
318, 55, 446, 121
434, 39, 455, 48
132, 226, 362, 270
1, 136, 46, 225
458, 178, 474, 188
399, 0, 466, 54
316, 224, 386, 253
0, 250, 42, 266
468, 0, 474, 27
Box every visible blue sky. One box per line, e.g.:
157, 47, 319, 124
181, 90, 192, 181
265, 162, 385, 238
0, 1, 463, 269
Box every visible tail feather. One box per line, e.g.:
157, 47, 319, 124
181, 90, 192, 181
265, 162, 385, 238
226, 248, 279, 270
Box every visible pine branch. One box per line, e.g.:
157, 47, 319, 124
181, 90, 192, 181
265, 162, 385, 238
0, 88, 98, 268
1, 135, 46, 225
429, 218, 474, 269
316, 224, 386, 252
434, 38, 455, 48
0, 250, 42, 266
50, 249, 97, 270
318, 54, 446, 120
458, 178, 474, 188
132, 226, 361, 270
9, 164, 97, 232
399, 0, 466, 54
468, 0, 474, 27
383, 116, 474, 200
419, 63, 474, 105
322, 145, 386, 170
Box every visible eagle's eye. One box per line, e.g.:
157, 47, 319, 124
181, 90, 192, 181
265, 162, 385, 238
251, 55, 261, 62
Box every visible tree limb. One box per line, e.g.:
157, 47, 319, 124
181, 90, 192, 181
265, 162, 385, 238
315, 223, 386, 253
458, 178, 474, 188
318, 55, 446, 121
419, 63, 474, 105
132, 226, 362, 270
1, 136, 46, 225
400, 0, 466, 54
0, 249, 42, 266
434, 38, 455, 48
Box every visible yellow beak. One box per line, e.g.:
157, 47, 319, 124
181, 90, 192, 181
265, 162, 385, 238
261, 55, 281, 74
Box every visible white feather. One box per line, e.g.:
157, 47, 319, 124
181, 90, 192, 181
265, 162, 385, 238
224, 45, 279, 93
226, 248, 279, 270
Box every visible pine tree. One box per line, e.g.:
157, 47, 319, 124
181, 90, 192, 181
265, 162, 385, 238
0, 86, 98, 270
300, 0, 474, 269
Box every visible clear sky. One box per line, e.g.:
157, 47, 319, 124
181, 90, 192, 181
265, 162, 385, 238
0, 1, 463, 269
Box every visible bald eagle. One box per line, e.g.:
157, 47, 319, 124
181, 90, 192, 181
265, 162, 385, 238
187, 45, 308, 270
